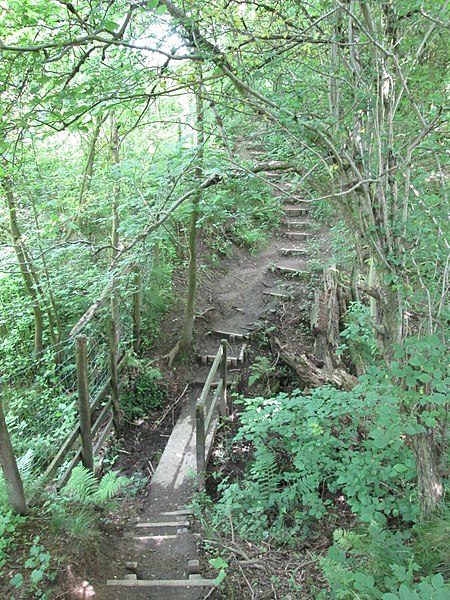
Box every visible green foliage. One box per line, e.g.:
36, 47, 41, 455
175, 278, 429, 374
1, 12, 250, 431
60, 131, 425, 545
43, 466, 127, 545
63, 465, 127, 507
209, 556, 229, 586
212, 375, 422, 543
122, 364, 166, 421
0, 510, 26, 574
319, 523, 449, 599
338, 302, 378, 367
248, 356, 277, 392
199, 176, 282, 253
7, 535, 55, 600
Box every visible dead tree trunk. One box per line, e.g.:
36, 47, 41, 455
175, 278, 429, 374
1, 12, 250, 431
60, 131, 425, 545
272, 267, 356, 390
310, 267, 342, 372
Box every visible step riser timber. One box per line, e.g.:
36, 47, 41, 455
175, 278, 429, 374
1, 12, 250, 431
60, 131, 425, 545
281, 248, 308, 256
107, 579, 217, 588
263, 291, 293, 300
136, 521, 190, 528
286, 221, 311, 228
209, 330, 249, 341
274, 266, 307, 277
285, 209, 309, 217
281, 199, 309, 207
286, 233, 311, 241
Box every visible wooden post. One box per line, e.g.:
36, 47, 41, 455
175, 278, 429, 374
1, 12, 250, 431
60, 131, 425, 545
219, 339, 227, 416
108, 319, 122, 435
196, 402, 206, 491
76, 335, 94, 471
133, 265, 142, 354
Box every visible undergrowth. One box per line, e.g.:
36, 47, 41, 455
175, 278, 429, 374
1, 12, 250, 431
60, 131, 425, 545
198, 342, 449, 598
1, 466, 128, 599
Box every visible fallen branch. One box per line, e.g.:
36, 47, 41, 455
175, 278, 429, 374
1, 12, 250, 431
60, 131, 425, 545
150, 383, 189, 429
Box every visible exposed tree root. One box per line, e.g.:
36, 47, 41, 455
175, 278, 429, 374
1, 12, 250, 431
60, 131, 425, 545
164, 340, 182, 368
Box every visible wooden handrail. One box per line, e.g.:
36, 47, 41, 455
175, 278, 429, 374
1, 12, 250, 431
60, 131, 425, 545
196, 339, 228, 489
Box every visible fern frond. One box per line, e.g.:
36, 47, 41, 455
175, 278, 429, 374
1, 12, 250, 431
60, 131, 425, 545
250, 446, 279, 502
17, 448, 34, 478
93, 471, 127, 505
63, 465, 97, 504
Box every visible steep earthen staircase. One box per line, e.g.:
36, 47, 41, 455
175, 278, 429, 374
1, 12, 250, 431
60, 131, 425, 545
94, 143, 314, 599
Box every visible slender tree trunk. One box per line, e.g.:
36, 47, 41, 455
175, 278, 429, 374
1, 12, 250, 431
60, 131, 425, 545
2, 173, 44, 355
166, 68, 204, 366
0, 399, 28, 514
110, 114, 120, 336
75, 116, 103, 228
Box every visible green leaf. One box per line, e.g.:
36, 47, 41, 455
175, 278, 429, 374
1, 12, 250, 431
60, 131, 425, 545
393, 463, 408, 473
102, 20, 120, 32
416, 372, 432, 383
11, 573, 23, 588
31, 568, 44, 584
155, 4, 167, 15
431, 574, 444, 588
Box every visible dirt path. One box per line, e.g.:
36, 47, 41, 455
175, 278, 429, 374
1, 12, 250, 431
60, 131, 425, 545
65, 143, 323, 600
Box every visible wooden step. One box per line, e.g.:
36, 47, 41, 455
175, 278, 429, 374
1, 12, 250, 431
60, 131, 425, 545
107, 577, 217, 588
135, 521, 190, 529
281, 197, 309, 205
159, 510, 193, 517
209, 329, 249, 342
274, 266, 307, 277
280, 247, 308, 256
285, 232, 312, 241
285, 207, 309, 217
263, 171, 283, 178
286, 220, 310, 228
263, 291, 293, 300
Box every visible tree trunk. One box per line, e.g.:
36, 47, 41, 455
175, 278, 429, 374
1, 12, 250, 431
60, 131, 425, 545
311, 267, 342, 371
75, 116, 103, 228
0, 400, 28, 515
110, 114, 120, 327
410, 431, 444, 519
166, 67, 204, 366
2, 172, 44, 355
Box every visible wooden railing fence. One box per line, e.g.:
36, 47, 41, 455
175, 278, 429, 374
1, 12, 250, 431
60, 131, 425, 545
196, 339, 227, 490
27, 265, 144, 498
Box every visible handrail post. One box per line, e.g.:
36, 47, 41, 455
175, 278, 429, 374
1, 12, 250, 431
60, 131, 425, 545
132, 265, 142, 354
219, 339, 227, 416
76, 335, 94, 471
196, 402, 206, 491
108, 319, 123, 435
